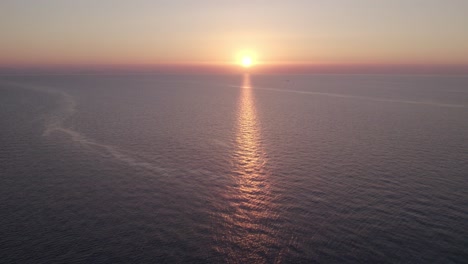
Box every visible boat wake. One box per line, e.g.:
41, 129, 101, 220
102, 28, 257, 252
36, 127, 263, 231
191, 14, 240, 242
4, 81, 171, 176
229, 84, 467, 109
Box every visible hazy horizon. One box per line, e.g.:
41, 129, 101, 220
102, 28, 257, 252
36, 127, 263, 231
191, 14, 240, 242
2, 63, 468, 75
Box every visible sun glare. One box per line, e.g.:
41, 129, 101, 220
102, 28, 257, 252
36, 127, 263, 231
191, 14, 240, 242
242, 56, 253, 68
236, 50, 257, 68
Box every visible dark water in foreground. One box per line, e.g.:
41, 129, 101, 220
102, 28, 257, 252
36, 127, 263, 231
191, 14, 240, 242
1, 74, 467, 263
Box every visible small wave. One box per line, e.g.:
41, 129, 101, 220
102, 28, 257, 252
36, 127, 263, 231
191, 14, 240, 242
212, 139, 230, 148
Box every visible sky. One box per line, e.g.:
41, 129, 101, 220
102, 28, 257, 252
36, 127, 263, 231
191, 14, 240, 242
1, 0, 468, 72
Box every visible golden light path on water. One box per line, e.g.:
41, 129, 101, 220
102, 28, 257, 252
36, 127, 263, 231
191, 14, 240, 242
216, 74, 284, 263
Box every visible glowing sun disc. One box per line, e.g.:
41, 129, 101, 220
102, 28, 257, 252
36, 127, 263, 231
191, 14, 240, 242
241, 56, 253, 68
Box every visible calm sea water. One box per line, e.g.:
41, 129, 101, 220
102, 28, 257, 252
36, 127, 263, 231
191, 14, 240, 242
1, 74, 467, 263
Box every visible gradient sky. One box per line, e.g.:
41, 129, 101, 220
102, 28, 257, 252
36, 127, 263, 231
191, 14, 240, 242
1, 0, 468, 67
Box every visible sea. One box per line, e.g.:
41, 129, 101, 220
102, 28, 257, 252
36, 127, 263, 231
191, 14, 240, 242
1, 74, 467, 263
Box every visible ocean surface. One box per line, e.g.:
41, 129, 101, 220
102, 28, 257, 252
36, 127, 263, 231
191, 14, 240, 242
1, 74, 467, 263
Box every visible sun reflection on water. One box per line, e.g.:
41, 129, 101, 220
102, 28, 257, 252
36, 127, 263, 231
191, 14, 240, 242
235, 74, 268, 201
216, 74, 281, 263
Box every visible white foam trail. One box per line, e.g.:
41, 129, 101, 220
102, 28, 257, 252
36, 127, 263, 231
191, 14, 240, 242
2, 81, 170, 175
55, 127, 170, 175
0, 81, 77, 135
43, 91, 77, 136
227, 84, 467, 108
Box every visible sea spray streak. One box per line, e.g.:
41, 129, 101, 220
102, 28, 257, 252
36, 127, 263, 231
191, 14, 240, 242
227, 84, 467, 108
3, 81, 173, 176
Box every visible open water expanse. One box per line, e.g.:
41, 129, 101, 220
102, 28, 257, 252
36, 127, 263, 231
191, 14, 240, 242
1, 74, 467, 263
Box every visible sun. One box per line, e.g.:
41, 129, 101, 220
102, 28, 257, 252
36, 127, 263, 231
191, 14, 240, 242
236, 50, 257, 68
241, 56, 253, 68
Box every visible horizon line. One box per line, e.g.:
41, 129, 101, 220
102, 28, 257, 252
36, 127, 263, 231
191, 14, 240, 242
1, 63, 467, 75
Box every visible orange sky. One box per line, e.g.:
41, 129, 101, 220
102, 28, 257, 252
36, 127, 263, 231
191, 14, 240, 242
1, 1, 468, 73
